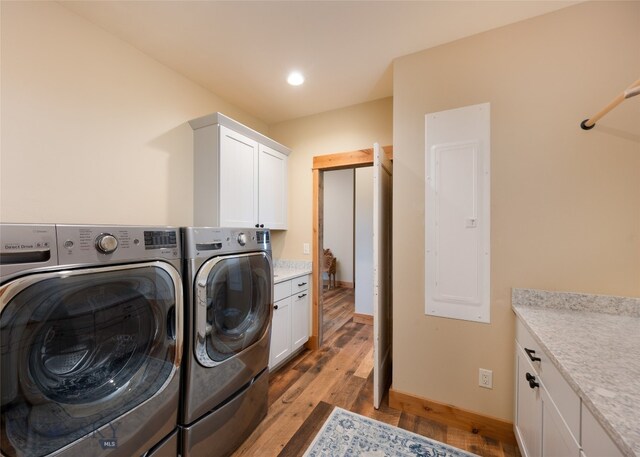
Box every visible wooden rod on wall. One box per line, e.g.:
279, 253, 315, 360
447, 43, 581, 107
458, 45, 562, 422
581, 77, 640, 130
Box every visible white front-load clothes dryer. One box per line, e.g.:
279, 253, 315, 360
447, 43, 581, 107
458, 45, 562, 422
0, 224, 183, 457
179, 227, 273, 457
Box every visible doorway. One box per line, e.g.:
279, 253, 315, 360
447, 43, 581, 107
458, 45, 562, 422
309, 146, 393, 350
311, 145, 393, 409
322, 168, 356, 340
321, 167, 376, 338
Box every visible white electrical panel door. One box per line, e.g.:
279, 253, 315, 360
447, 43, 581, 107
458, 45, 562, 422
219, 125, 259, 228
425, 103, 490, 323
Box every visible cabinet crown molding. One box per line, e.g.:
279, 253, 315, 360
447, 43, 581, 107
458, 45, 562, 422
189, 112, 291, 156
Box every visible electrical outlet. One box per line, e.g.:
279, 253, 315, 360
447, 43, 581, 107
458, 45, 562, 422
479, 368, 493, 389
303, 243, 310, 255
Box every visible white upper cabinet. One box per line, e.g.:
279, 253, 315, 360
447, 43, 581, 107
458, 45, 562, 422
258, 144, 288, 229
219, 126, 259, 228
190, 113, 290, 229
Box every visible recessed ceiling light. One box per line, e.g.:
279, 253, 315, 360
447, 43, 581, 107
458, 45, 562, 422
287, 71, 305, 86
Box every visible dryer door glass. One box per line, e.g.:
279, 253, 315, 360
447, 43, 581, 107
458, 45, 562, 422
204, 253, 271, 362
0, 264, 179, 457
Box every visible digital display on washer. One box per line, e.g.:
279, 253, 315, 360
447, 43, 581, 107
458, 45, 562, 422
144, 230, 177, 249
256, 230, 269, 244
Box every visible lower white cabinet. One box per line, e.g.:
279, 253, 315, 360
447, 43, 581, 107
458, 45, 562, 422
514, 317, 624, 457
269, 275, 310, 369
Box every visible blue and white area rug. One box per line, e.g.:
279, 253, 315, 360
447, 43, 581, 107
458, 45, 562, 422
303, 407, 478, 457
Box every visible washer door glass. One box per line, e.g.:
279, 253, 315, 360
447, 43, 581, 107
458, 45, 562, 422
202, 253, 271, 363
0, 264, 179, 457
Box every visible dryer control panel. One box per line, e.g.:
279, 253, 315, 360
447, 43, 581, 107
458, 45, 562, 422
57, 225, 181, 265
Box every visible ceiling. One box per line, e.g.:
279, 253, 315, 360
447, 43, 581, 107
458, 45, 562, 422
61, 1, 577, 125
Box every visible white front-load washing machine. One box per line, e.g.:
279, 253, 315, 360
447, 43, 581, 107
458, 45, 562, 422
0, 224, 183, 457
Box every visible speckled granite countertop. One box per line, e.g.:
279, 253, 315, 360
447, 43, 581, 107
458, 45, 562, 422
512, 289, 640, 457
273, 259, 312, 284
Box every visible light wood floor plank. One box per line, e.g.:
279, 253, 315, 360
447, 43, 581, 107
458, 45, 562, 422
353, 346, 374, 379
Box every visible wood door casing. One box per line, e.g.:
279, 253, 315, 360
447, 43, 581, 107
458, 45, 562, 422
309, 146, 392, 351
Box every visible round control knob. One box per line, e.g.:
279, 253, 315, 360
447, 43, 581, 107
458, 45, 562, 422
237, 232, 247, 246
95, 233, 118, 254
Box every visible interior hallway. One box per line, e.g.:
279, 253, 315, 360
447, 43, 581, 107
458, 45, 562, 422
322, 286, 355, 340
233, 287, 520, 457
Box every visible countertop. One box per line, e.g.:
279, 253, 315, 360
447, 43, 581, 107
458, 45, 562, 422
512, 289, 640, 457
273, 259, 312, 284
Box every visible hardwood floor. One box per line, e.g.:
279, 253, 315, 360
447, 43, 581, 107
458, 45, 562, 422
233, 287, 520, 457
321, 286, 355, 340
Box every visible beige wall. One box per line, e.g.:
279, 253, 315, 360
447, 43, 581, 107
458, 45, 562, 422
393, 1, 640, 421
268, 97, 393, 260
0, 1, 266, 226
324, 169, 354, 283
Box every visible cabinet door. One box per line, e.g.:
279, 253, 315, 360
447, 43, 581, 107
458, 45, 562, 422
515, 345, 542, 457
581, 404, 624, 457
541, 386, 580, 457
219, 125, 258, 228
258, 144, 287, 229
269, 296, 291, 368
291, 289, 309, 351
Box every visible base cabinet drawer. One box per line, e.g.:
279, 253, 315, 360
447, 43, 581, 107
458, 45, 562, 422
274, 280, 292, 302
292, 276, 310, 295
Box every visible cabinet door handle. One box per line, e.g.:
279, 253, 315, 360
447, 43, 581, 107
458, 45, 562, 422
260, 224, 264, 228
524, 348, 541, 362
255, 224, 259, 228
298, 282, 307, 287
526, 372, 539, 389
298, 293, 307, 298
273, 304, 279, 310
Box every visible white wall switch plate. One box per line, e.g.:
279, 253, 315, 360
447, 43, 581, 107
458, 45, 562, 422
303, 243, 310, 255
